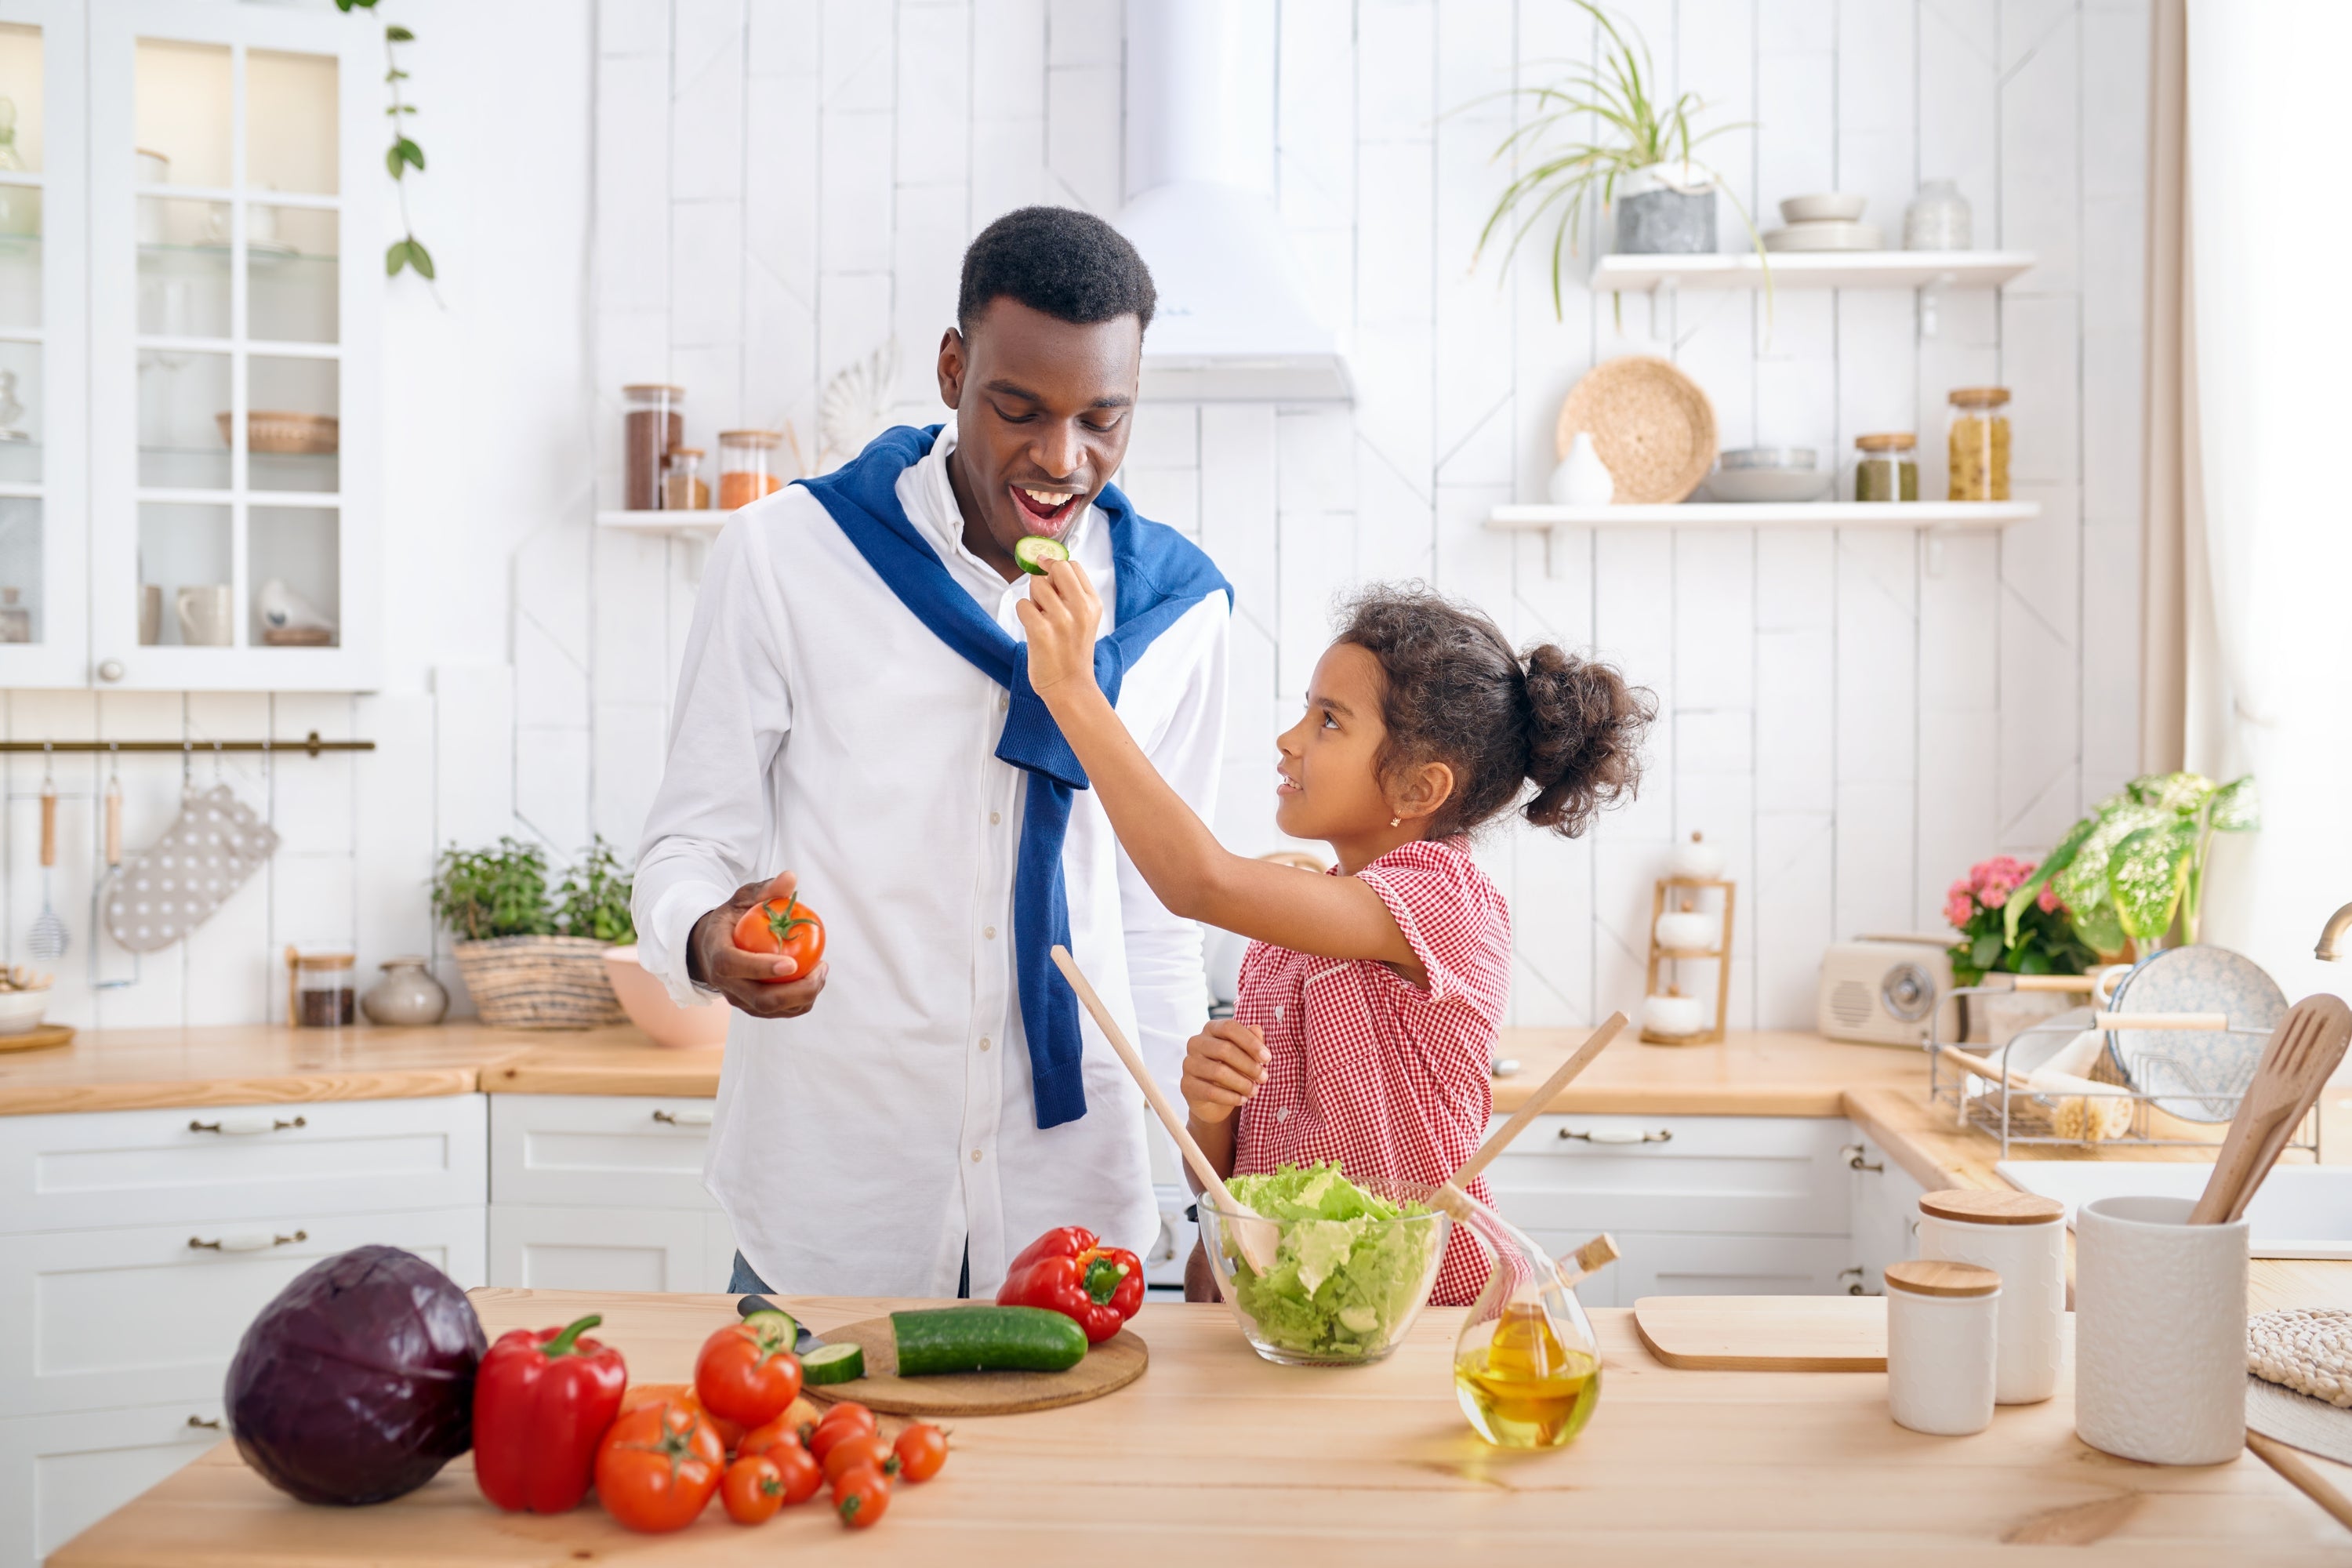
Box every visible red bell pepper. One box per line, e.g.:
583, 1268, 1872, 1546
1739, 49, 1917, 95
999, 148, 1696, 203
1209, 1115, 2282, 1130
997, 1226, 1145, 1344
474, 1312, 630, 1514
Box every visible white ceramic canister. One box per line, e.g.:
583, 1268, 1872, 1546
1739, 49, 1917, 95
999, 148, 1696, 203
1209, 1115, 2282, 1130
1641, 993, 1707, 1038
2074, 1194, 2249, 1465
1668, 830, 1726, 880
1883, 1258, 2000, 1436
1915, 1189, 2066, 1405
1654, 910, 1717, 952
1548, 430, 1616, 506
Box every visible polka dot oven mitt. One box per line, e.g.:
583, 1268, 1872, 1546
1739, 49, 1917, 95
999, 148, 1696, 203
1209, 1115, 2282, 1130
103, 783, 281, 953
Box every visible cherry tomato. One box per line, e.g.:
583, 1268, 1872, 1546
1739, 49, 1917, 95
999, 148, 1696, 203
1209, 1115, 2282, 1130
618, 1383, 744, 1454
893, 1422, 949, 1483
720, 1455, 785, 1525
594, 1401, 724, 1534
731, 895, 826, 982
806, 1402, 877, 1463
832, 1465, 891, 1530
821, 1431, 898, 1485
769, 1442, 824, 1505
695, 1319, 804, 1428
736, 1413, 802, 1461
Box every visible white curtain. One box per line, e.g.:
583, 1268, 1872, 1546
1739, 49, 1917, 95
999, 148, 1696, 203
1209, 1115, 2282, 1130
2181, 0, 2352, 1004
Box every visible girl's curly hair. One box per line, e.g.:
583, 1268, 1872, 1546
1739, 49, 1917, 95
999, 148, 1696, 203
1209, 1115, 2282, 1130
1334, 583, 1656, 840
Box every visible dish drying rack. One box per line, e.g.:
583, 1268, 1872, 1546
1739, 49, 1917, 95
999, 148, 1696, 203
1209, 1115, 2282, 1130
1926, 977, 2318, 1161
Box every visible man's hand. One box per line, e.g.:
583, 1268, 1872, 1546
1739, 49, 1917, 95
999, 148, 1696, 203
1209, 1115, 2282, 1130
1014, 557, 1105, 701
1179, 1019, 1267, 1126
687, 870, 829, 1019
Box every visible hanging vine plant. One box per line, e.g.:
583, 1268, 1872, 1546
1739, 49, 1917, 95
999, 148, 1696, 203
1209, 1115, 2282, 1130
334, 0, 434, 281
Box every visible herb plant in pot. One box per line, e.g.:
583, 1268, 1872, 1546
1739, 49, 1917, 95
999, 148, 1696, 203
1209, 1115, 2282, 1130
432, 837, 625, 1029
562, 837, 731, 1050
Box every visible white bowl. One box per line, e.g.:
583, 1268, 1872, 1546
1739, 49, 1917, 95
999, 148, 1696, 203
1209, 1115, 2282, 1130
603, 946, 730, 1049
1779, 192, 1867, 223
1704, 466, 1833, 503
0, 988, 49, 1033
1763, 221, 1884, 252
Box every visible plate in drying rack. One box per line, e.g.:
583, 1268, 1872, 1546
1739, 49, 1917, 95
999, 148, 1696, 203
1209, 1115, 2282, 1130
2103, 945, 2283, 1123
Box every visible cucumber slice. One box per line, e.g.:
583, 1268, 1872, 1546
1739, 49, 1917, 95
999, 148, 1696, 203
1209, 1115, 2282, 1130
890, 1305, 1088, 1377
1014, 535, 1070, 575
741, 1308, 798, 1345
800, 1341, 865, 1385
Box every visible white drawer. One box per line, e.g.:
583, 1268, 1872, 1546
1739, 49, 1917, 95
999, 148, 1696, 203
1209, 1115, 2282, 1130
1611, 1232, 1860, 1301
0, 1203, 485, 1417
489, 1203, 734, 1294
0, 1398, 226, 1568
490, 1094, 724, 1210
0, 1095, 486, 1234
1483, 1113, 1854, 1239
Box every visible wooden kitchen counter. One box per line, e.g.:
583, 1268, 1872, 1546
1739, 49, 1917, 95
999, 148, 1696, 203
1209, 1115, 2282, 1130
1494, 1025, 1927, 1116
53, 1289, 2343, 1565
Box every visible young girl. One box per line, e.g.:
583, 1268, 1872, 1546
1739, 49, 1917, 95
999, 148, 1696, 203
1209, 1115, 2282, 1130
1020, 570, 1653, 1305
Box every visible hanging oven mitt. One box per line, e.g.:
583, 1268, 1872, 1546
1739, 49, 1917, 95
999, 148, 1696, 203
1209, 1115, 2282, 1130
103, 783, 281, 953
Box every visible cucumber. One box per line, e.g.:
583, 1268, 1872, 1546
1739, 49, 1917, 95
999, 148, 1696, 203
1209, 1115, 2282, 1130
890, 1305, 1087, 1377
1013, 535, 1070, 575
741, 1308, 798, 1345
800, 1341, 865, 1385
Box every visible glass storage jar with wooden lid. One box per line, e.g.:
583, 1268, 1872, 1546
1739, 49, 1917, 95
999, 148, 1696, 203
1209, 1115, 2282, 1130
1853, 433, 1918, 502
719, 430, 786, 510
622, 383, 684, 511
286, 946, 357, 1029
662, 446, 710, 511
1946, 387, 2011, 501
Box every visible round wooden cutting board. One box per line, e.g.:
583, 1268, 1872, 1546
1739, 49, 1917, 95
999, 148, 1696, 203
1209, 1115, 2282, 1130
801, 1316, 1148, 1417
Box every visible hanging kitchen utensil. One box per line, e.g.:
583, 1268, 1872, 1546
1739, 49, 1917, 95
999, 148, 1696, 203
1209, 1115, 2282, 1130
27, 765, 66, 960
1432, 1013, 1628, 1218
2188, 995, 2352, 1226
103, 781, 279, 953
1049, 945, 1280, 1273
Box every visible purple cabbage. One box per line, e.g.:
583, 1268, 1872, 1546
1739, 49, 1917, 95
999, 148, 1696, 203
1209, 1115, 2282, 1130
224, 1244, 488, 1505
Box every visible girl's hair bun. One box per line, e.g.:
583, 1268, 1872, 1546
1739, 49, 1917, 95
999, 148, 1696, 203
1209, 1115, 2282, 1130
1519, 643, 1655, 837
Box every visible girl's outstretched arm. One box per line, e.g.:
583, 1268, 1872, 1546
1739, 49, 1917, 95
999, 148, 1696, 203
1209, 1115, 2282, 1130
1018, 560, 1418, 975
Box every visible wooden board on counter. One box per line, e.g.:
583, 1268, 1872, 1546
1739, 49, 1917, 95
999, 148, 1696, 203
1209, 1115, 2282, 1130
1634, 1294, 1887, 1370
803, 1314, 1148, 1416
1494, 1027, 1929, 1117
49, 1292, 2347, 1566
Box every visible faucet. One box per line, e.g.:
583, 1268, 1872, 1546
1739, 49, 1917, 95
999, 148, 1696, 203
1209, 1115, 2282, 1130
2319, 902, 2352, 961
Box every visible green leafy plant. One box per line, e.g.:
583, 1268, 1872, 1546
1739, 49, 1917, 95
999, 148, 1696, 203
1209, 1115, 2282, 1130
431, 837, 555, 942
2004, 774, 2259, 956
1471, 0, 1762, 318
1944, 855, 2096, 986
555, 837, 635, 945
334, 0, 434, 281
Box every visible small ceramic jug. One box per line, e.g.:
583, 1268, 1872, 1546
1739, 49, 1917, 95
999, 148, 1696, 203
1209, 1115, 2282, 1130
362, 956, 450, 1026
1548, 432, 1616, 506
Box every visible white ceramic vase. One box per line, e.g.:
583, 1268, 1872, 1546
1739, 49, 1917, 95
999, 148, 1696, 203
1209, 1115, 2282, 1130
1548, 431, 1615, 506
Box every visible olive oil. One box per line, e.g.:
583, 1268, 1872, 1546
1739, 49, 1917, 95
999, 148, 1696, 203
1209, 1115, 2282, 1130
1454, 1301, 1601, 1448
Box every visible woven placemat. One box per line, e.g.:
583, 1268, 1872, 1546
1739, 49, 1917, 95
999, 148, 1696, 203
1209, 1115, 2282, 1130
2251, 1308, 2352, 1406
1554, 356, 1717, 504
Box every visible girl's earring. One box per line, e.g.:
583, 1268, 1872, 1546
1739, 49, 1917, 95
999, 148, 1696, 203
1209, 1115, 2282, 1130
1389, 816, 1401, 828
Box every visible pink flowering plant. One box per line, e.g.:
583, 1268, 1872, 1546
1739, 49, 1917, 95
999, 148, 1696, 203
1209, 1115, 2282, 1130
1944, 855, 2096, 985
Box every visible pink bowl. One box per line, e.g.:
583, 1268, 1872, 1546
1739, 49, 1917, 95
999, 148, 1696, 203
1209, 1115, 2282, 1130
602, 946, 731, 1048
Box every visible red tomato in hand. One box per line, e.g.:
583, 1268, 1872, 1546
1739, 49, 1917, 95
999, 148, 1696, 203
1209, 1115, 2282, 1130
594, 1401, 724, 1533
769, 1442, 824, 1505
694, 1319, 803, 1428
731, 895, 826, 981
720, 1455, 784, 1525
893, 1422, 949, 1483
820, 1431, 898, 1485
806, 1402, 877, 1463
832, 1465, 891, 1530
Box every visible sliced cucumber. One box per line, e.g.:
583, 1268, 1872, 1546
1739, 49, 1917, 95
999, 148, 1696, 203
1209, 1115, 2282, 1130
891, 1305, 1087, 1377
741, 1308, 798, 1346
1013, 535, 1070, 575
800, 1341, 865, 1385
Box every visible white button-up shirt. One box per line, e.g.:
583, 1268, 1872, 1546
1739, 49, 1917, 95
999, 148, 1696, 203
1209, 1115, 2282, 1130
632, 426, 1229, 1298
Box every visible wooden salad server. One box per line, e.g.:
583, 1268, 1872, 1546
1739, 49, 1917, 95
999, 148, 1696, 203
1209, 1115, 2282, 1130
2190, 995, 2352, 1226
1429, 1012, 1628, 1220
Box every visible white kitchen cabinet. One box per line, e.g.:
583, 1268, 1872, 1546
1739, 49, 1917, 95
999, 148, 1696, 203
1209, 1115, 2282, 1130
1846, 1132, 1927, 1295
486, 1094, 736, 1293
489, 1203, 735, 1294
0, 1396, 224, 1568
1483, 1112, 1856, 1240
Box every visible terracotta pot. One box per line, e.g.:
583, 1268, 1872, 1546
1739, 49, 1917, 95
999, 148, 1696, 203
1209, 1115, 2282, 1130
603, 944, 729, 1048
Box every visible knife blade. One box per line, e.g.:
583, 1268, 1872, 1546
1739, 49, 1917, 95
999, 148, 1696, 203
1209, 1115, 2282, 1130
737, 1291, 824, 1356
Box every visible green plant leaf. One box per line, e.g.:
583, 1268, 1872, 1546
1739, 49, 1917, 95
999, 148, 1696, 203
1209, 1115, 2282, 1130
385, 238, 410, 276
406, 238, 435, 279
387, 67, 410, 82
387, 103, 417, 114
2209, 774, 2259, 832
1970, 931, 2003, 970
392, 136, 423, 172
387, 24, 415, 42
2001, 813, 2100, 942
431, 837, 556, 941
2111, 821, 2196, 943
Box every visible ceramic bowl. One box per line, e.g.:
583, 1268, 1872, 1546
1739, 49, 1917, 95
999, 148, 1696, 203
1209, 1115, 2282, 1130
1779, 192, 1868, 223
2103, 945, 2283, 1122
603, 945, 730, 1049
1763, 221, 1884, 252
1705, 466, 1832, 503
1718, 446, 1817, 471
0, 987, 47, 1033
1196, 1175, 1450, 1367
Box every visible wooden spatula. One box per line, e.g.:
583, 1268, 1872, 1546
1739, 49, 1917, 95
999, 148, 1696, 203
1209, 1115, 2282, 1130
1428, 1013, 1628, 1219
1049, 945, 1280, 1273
2189, 995, 2352, 1226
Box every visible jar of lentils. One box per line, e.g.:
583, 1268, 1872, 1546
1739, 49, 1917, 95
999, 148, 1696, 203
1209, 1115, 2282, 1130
1853, 433, 1918, 502
1945, 387, 2011, 501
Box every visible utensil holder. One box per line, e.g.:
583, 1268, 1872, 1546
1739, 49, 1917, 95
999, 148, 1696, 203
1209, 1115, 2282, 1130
2074, 1194, 2248, 1464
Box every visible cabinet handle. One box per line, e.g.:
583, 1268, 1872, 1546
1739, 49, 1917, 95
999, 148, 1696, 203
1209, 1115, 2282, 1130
1559, 1127, 1671, 1145
1842, 1143, 1884, 1172
189, 1114, 307, 1136
1841, 1266, 1881, 1298
186, 1414, 222, 1430
652, 1108, 713, 1127
97, 659, 124, 683
189, 1229, 307, 1252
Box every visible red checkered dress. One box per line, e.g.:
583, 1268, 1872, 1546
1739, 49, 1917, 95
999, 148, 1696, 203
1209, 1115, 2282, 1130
1230, 837, 1510, 1307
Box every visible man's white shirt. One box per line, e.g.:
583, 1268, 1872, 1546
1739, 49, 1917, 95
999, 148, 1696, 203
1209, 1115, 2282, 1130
632, 425, 1229, 1298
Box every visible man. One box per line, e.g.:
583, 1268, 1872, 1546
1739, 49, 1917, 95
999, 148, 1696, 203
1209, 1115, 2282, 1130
632, 207, 1230, 1300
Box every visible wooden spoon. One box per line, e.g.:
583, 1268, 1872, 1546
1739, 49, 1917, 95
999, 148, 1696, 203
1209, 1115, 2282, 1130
1049, 945, 1280, 1272
2189, 995, 2352, 1226
1428, 1013, 1628, 1220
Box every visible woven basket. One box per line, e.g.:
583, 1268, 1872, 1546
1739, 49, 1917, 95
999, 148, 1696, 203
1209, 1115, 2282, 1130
453, 935, 626, 1029
1555, 355, 1718, 503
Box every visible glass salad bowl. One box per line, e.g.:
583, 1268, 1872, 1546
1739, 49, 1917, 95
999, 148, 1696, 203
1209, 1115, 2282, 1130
1196, 1166, 1451, 1367
1451, 1211, 1603, 1449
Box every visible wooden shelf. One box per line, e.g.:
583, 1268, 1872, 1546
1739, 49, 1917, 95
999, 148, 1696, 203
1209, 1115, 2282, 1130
1592, 250, 2036, 293
596, 509, 727, 536
1490, 500, 2038, 532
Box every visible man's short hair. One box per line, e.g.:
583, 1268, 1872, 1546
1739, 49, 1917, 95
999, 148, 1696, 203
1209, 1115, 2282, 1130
956, 206, 1156, 336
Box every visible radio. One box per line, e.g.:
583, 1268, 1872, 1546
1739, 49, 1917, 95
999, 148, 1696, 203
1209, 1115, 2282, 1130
1817, 935, 1958, 1047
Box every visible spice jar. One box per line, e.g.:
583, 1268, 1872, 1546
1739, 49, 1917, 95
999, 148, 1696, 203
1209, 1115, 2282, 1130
621, 383, 684, 511
662, 446, 709, 511
1883, 1258, 2000, 1436
1853, 433, 1918, 502
719, 430, 786, 510
1904, 178, 1972, 250
286, 946, 357, 1029
1946, 387, 2011, 501
1915, 1189, 2064, 1405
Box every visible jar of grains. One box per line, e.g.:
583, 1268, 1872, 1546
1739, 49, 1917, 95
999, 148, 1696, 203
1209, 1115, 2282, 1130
1946, 387, 2011, 501
287, 946, 357, 1029
662, 446, 709, 511
1853, 433, 1918, 502
719, 429, 786, 510
621, 383, 684, 511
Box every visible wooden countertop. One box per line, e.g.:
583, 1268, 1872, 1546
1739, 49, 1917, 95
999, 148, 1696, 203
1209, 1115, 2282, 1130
53, 1288, 2343, 1565
1494, 1026, 1928, 1116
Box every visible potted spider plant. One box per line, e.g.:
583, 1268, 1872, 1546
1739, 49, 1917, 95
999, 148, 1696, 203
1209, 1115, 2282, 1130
1474, 0, 1761, 313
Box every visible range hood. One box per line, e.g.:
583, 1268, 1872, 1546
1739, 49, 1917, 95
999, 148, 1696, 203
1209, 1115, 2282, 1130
1116, 0, 1353, 404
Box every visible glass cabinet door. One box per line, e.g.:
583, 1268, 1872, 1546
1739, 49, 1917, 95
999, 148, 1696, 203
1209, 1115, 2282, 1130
90, 0, 376, 690
0, 1, 85, 688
